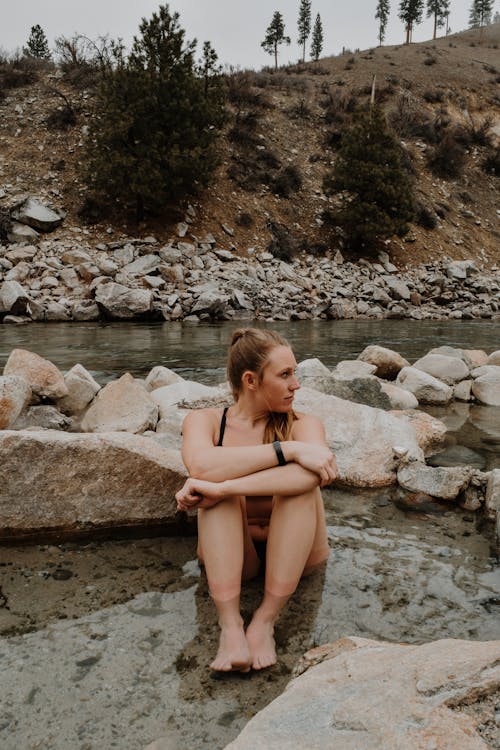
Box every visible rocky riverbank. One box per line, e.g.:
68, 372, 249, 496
1, 342, 499, 544
1, 198, 499, 324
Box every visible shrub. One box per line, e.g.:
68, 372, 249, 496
482, 146, 500, 176
46, 105, 77, 130
323, 105, 415, 253
415, 202, 438, 229
81, 5, 225, 221
0, 54, 40, 89
236, 212, 254, 227
427, 129, 466, 178
423, 89, 445, 103
423, 56, 437, 66
272, 165, 303, 197
267, 222, 300, 261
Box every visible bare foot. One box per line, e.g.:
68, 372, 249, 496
210, 624, 251, 672
246, 617, 277, 670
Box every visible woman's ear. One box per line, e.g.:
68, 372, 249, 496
241, 370, 257, 391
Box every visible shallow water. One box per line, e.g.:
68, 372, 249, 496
1, 488, 498, 750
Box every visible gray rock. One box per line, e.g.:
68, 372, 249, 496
379, 381, 419, 409
0, 375, 31, 429
151, 381, 224, 420
485, 469, 500, 522
3, 348, 68, 400
122, 255, 161, 276
426, 445, 486, 470
397, 459, 472, 499
13, 405, 72, 431
95, 282, 153, 319
383, 275, 411, 300
81, 373, 158, 434
56, 364, 101, 415
454, 379, 473, 401
396, 366, 453, 405
0, 280, 29, 314
487, 350, 500, 366
7, 222, 40, 244
358, 344, 410, 379
0, 430, 186, 538
145, 366, 183, 391
335, 360, 377, 378
71, 300, 100, 321
472, 369, 500, 406
11, 198, 63, 232
413, 353, 470, 385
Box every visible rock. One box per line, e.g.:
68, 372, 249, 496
153, 406, 186, 450
71, 300, 100, 321
122, 255, 161, 276
396, 366, 453, 405
383, 275, 411, 300
298, 374, 392, 410
358, 345, 410, 379
11, 198, 63, 231
485, 469, 500, 522
151, 381, 224, 420
397, 459, 472, 499
379, 381, 419, 409
145, 366, 183, 391
5, 245, 37, 263
0, 375, 31, 429
454, 379, 473, 401
225, 637, 500, 750
7, 222, 40, 243
95, 283, 153, 319
487, 350, 500, 366
462, 349, 489, 368
294, 387, 424, 486
427, 445, 486, 470
56, 364, 101, 415
335, 360, 377, 377
472, 369, 500, 406
190, 286, 229, 316
13, 405, 72, 431
0, 430, 186, 538
445, 259, 477, 279
391, 410, 447, 455
471, 365, 500, 379
0, 280, 29, 314
81, 373, 158, 433
296, 358, 331, 380
413, 353, 470, 385
3, 349, 68, 400
2, 315, 30, 325
45, 301, 71, 321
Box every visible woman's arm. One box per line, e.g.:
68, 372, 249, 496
182, 409, 336, 483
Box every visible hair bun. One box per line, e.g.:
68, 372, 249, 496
230, 328, 250, 347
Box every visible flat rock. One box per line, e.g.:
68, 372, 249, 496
3, 348, 68, 400
294, 387, 424, 486
81, 373, 158, 433
95, 282, 153, 319
225, 637, 500, 750
397, 460, 472, 499
413, 353, 470, 385
0, 430, 186, 538
151, 381, 224, 419
358, 345, 410, 379
396, 366, 453, 405
0, 375, 31, 429
11, 198, 63, 231
56, 364, 101, 415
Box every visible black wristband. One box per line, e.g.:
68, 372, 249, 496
273, 440, 287, 466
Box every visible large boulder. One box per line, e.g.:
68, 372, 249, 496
412, 353, 470, 385
0, 430, 186, 539
0, 375, 31, 429
95, 283, 153, 319
11, 197, 63, 231
391, 410, 447, 455
294, 387, 424, 486
56, 364, 101, 415
487, 350, 500, 366
0, 280, 29, 314
472, 368, 500, 406
397, 459, 472, 499
358, 345, 410, 379
396, 366, 453, 405
3, 348, 68, 400
150, 381, 225, 419
81, 373, 158, 433
145, 366, 184, 392
13, 405, 72, 431
296, 358, 331, 380
225, 637, 500, 750
379, 381, 419, 409
334, 360, 377, 378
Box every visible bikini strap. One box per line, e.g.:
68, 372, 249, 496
217, 406, 229, 447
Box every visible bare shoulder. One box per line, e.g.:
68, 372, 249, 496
182, 407, 223, 437
291, 411, 326, 440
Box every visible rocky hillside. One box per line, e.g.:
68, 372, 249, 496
0, 23, 499, 270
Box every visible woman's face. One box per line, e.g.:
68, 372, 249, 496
258, 345, 300, 412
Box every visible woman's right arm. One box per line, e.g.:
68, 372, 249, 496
181, 410, 335, 482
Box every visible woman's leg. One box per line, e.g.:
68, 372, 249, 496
246, 486, 326, 669
197, 495, 260, 670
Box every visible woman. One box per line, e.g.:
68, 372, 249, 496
175, 328, 337, 672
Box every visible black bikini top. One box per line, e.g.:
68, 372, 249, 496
217, 406, 229, 446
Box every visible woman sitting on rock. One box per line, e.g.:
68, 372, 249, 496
175, 327, 337, 672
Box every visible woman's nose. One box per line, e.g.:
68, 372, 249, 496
291, 376, 301, 390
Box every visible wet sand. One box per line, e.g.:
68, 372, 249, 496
1, 488, 499, 749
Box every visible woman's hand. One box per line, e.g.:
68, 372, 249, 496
286, 441, 338, 487
175, 477, 227, 511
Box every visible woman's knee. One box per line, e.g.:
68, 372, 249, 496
273, 486, 320, 506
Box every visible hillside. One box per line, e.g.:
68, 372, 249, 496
0, 23, 499, 270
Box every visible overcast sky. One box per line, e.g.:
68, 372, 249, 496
2, 0, 487, 70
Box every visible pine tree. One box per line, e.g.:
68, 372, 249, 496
375, 0, 390, 45
426, 0, 449, 37
81, 5, 225, 221
261, 12, 291, 70
297, 0, 312, 63
24, 24, 51, 59
469, 0, 493, 27
323, 105, 415, 253
198, 41, 221, 97
310, 14, 324, 61
399, 0, 425, 43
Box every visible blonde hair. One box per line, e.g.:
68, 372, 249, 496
227, 327, 296, 443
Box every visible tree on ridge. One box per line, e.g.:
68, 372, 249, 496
261, 11, 291, 70
298, 0, 312, 63
399, 0, 425, 43
469, 0, 493, 27
311, 14, 324, 61
24, 24, 51, 59
375, 0, 390, 45
427, 0, 450, 38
